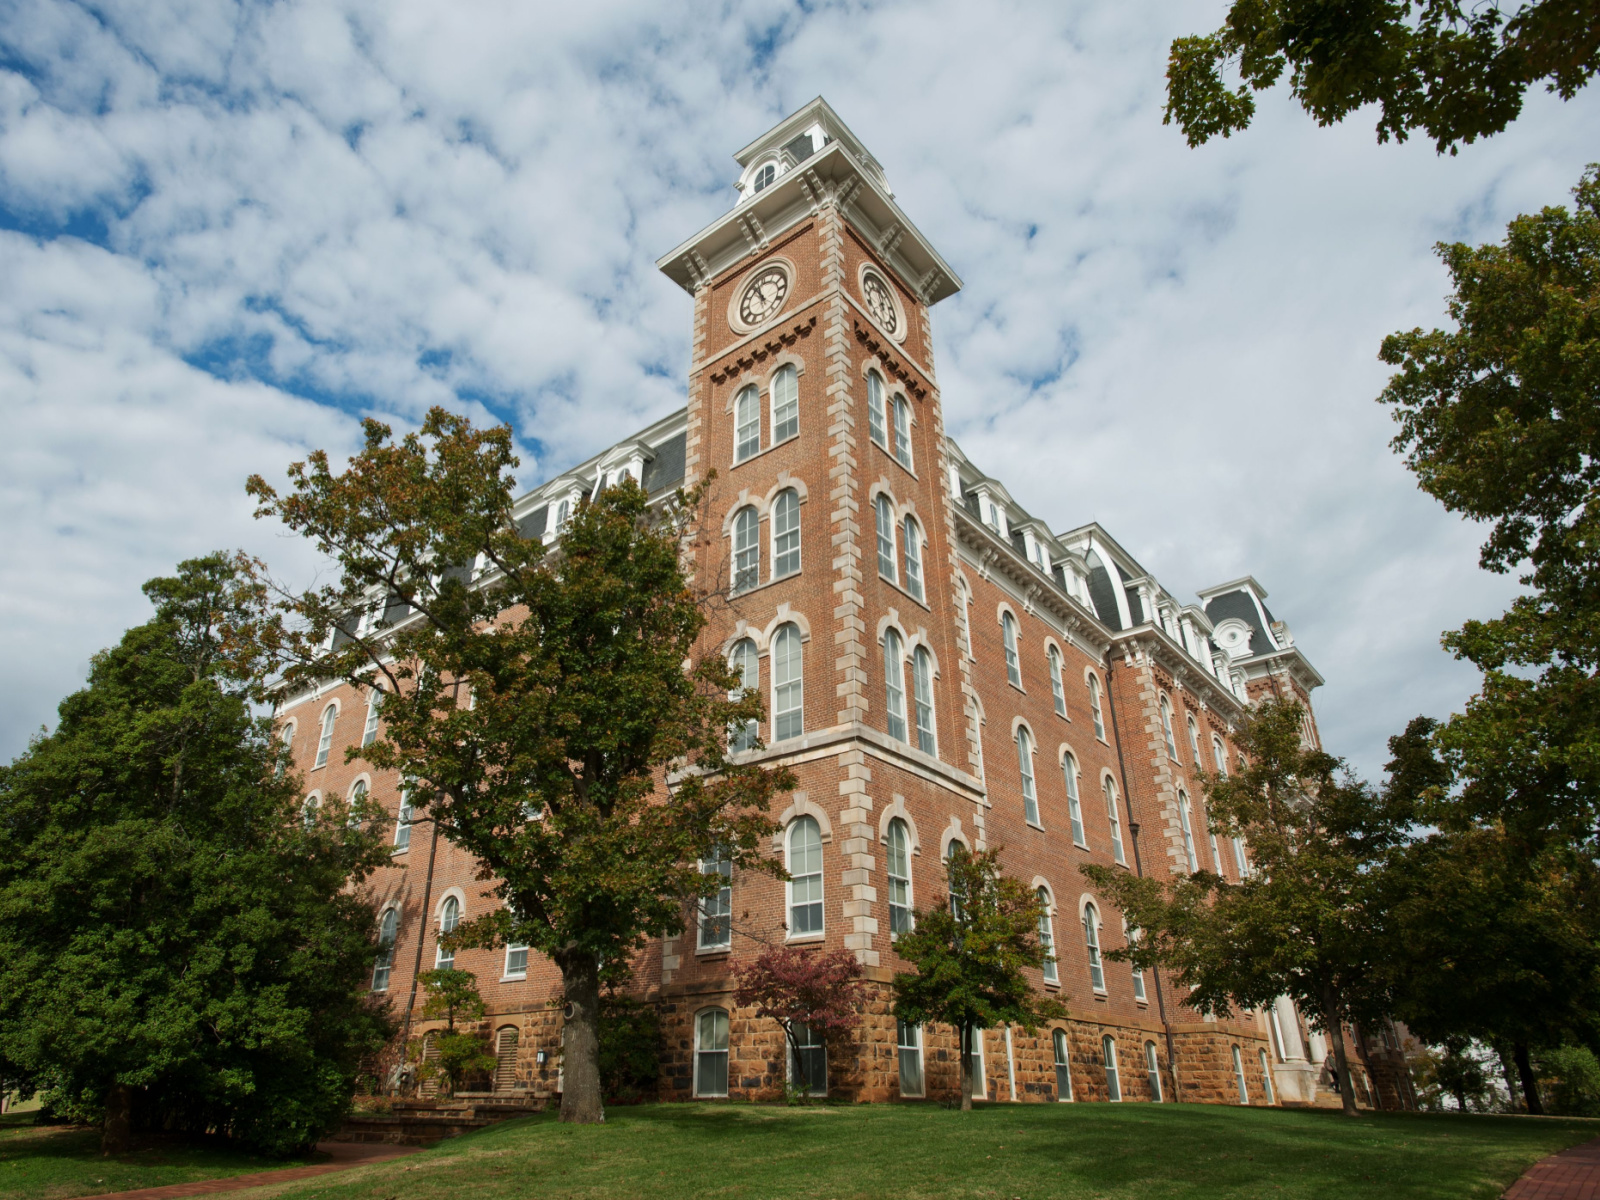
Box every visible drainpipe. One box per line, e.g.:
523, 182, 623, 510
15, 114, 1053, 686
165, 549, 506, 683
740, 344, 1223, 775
397, 811, 441, 1087
1105, 645, 1183, 1103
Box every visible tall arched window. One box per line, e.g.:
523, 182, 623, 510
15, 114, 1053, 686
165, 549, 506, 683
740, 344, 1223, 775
1063, 752, 1086, 847
349, 779, 369, 827
1083, 902, 1105, 991
1146, 1042, 1163, 1101
699, 849, 732, 949
1088, 672, 1106, 740
1048, 646, 1066, 717
772, 624, 803, 741
436, 896, 460, 969
911, 647, 936, 755
1126, 919, 1148, 1002
732, 507, 759, 593
1259, 1048, 1276, 1105
363, 692, 382, 746
734, 385, 761, 462
1037, 887, 1058, 984
1053, 1029, 1073, 1101
1205, 801, 1222, 872
771, 365, 798, 443
884, 628, 908, 743
1103, 1035, 1122, 1102
901, 516, 924, 602
898, 1021, 925, 1097
695, 1008, 730, 1097
772, 489, 800, 578
1178, 789, 1199, 873
867, 371, 887, 449
1103, 776, 1126, 865
1213, 734, 1229, 774
555, 497, 571, 533
1160, 695, 1179, 761
372, 907, 398, 991
787, 816, 824, 935
728, 639, 758, 752
1001, 612, 1021, 688
314, 703, 338, 769
1234, 837, 1250, 879
1232, 1045, 1249, 1104
277, 721, 295, 776
1187, 713, 1202, 764
875, 494, 897, 583
394, 788, 414, 851
1017, 725, 1039, 825
887, 817, 912, 935
891, 396, 912, 468
947, 840, 967, 919
302, 792, 321, 828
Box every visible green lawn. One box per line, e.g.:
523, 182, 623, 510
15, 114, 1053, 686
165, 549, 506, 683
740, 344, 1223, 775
0, 1113, 316, 1200
244, 1102, 1598, 1200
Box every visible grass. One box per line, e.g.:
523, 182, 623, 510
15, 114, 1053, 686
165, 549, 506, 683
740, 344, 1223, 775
244, 1101, 1598, 1200
0, 1112, 317, 1200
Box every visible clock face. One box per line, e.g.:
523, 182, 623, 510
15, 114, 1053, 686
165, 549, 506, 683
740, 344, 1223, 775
861, 270, 898, 336
739, 267, 789, 326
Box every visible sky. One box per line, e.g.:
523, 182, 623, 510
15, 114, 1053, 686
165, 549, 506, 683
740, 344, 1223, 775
2, 0, 1596, 780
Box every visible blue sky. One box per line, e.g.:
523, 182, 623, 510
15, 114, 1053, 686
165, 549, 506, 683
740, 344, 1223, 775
3, 0, 1597, 779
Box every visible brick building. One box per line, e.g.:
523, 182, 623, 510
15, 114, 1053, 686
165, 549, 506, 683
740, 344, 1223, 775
277, 99, 1368, 1109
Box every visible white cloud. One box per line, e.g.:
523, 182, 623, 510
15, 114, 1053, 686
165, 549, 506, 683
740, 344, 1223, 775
1, 0, 1595, 778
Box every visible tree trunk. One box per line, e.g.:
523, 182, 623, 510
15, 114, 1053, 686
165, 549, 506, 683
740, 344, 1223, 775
556, 950, 604, 1124
1453, 1085, 1467, 1112
1321, 987, 1359, 1117
958, 1023, 973, 1112
102, 1084, 134, 1156
1496, 1043, 1524, 1111
1513, 1042, 1543, 1115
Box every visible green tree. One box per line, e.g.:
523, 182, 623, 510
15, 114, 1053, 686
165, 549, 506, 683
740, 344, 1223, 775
412, 970, 496, 1097
0, 555, 393, 1156
1083, 698, 1407, 1117
244, 409, 793, 1125
1416, 1040, 1493, 1113
1536, 1045, 1600, 1116
597, 993, 661, 1104
891, 848, 1067, 1111
1167, 2, 1600, 152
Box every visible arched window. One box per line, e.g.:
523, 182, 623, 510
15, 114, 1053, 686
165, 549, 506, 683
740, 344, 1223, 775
734, 385, 760, 462
1235, 836, 1250, 879
867, 371, 887, 449
695, 1008, 730, 1096
772, 489, 800, 578
911, 647, 936, 755
1083, 902, 1105, 991
1213, 734, 1229, 775
314, 703, 338, 769
699, 849, 732, 950
887, 818, 912, 935
728, 639, 758, 752
1037, 887, 1058, 984
349, 779, 369, 827
1146, 1042, 1163, 1101
752, 162, 776, 193
791, 1022, 827, 1096
1017, 725, 1039, 825
897, 1021, 925, 1097
787, 816, 824, 935
1001, 612, 1021, 688
1160, 695, 1179, 761
1103, 776, 1126, 865
1187, 714, 1202, 764
901, 516, 924, 602
947, 840, 967, 919
436, 896, 460, 969
372, 907, 398, 991
1178, 789, 1199, 873
1232, 1045, 1249, 1104
1103, 1035, 1122, 1102
891, 396, 912, 468
1048, 646, 1066, 717
302, 792, 321, 828
363, 692, 382, 746
1088, 672, 1106, 740
875, 494, 897, 583
277, 721, 295, 775
394, 788, 414, 851
1053, 1028, 1073, 1101
1259, 1048, 1277, 1105
1126, 919, 1148, 1002
1060, 752, 1087, 846
732, 507, 759, 593
883, 628, 908, 742
772, 623, 803, 741
1205, 801, 1222, 872
771, 365, 799, 443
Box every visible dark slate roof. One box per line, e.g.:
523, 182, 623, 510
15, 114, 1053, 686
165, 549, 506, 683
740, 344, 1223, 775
1124, 585, 1145, 626
643, 432, 687, 494
382, 593, 412, 626
1086, 565, 1123, 630
518, 505, 548, 541
1203, 589, 1274, 656
1010, 530, 1028, 556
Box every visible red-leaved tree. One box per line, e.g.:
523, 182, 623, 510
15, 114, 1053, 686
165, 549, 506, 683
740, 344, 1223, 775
734, 946, 864, 1097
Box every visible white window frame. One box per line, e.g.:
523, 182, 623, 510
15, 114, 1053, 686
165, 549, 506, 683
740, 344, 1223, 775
362, 692, 382, 747
884, 629, 908, 743
1103, 1035, 1122, 1102
891, 395, 912, 468
789, 1020, 827, 1097
314, 702, 338, 769
732, 506, 759, 594
1017, 725, 1039, 826
1001, 612, 1022, 688
1178, 789, 1199, 873
734, 385, 761, 463
887, 818, 913, 936
1063, 753, 1087, 848
772, 623, 803, 742
435, 895, 460, 969
1259, 1048, 1277, 1105
1160, 695, 1179, 762
969, 1026, 987, 1099
1038, 887, 1058, 984
867, 370, 887, 449
1053, 1028, 1074, 1101
1103, 776, 1126, 865
694, 1008, 730, 1097
875, 494, 897, 583
394, 789, 414, 851
901, 515, 924, 602
1233, 1045, 1249, 1104
698, 850, 733, 950
1146, 1041, 1163, 1102
1049, 646, 1066, 717
772, 488, 800, 578
1084, 902, 1106, 992
372, 907, 398, 991
771, 364, 798, 443
897, 1020, 925, 1097
503, 942, 529, 980
786, 815, 824, 938
1088, 672, 1106, 740
911, 646, 936, 755
1128, 919, 1148, 1002
728, 639, 759, 752
1187, 714, 1202, 764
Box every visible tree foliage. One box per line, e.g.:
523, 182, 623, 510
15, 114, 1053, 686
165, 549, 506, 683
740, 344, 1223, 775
734, 945, 865, 1099
1083, 698, 1409, 1116
412, 970, 495, 1097
891, 848, 1066, 1111
243, 409, 794, 1124
0, 555, 393, 1156
1167, 2, 1600, 153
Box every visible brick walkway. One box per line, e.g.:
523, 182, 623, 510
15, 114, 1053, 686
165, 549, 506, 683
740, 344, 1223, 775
1504, 1137, 1600, 1199
72, 1141, 424, 1200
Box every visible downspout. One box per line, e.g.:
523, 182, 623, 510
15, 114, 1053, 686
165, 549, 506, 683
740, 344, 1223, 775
397, 812, 441, 1084
1105, 645, 1183, 1102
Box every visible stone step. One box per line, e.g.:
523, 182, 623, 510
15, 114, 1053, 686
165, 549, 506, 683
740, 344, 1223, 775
331, 1108, 538, 1146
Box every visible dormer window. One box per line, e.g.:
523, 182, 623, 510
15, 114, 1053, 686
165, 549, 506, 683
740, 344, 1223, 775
753, 163, 776, 193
